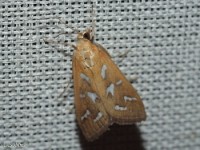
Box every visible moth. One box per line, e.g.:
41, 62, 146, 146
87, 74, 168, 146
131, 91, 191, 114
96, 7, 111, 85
72, 28, 146, 141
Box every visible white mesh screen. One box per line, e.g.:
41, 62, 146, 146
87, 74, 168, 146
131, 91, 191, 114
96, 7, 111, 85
0, 0, 200, 149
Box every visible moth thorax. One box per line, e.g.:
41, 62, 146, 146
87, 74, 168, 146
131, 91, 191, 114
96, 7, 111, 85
83, 53, 94, 68
79, 45, 95, 68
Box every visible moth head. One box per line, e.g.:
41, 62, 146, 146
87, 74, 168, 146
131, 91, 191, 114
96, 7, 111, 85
77, 28, 94, 41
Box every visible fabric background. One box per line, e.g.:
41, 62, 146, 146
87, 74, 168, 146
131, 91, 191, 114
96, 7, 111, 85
0, 0, 200, 150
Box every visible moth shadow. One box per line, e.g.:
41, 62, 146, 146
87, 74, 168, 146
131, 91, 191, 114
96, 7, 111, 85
79, 124, 146, 150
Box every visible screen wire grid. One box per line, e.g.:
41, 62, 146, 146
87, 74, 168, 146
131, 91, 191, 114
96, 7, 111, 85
0, 0, 200, 150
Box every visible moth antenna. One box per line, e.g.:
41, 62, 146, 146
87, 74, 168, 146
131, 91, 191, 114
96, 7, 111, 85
90, 0, 96, 41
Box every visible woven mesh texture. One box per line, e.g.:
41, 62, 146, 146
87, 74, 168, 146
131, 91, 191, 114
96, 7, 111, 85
0, 0, 200, 150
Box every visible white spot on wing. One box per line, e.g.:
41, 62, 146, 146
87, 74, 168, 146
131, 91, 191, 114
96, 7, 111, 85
94, 112, 103, 122
80, 73, 90, 83
80, 94, 86, 98
81, 110, 90, 121
124, 96, 137, 101
101, 64, 107, 79
87, 92, 98, 103
116, 80, 122, 85
114, 105, 127, 111
106, 83, 114, 96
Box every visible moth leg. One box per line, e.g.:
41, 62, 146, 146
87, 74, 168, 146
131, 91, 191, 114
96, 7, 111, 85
57, 78, 72, 99
53, 17, 80, 33
113, 49, 139, 82
62, 83, 75, 115
39, 16, 78, 32
112, 49, 131, 59
111, 49, 132, 67
43, 36, 76, 49
127, 75, 139, 82
42, 37, 76, 57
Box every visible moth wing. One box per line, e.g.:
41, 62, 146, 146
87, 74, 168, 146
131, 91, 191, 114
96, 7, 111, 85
72, 52, 110, 141
95, 44, 146, 125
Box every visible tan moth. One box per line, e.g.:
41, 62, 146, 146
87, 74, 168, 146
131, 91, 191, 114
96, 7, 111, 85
45, 5, 146, 141
72, 28, 146, 141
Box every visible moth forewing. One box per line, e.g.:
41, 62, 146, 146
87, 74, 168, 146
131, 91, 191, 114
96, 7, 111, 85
72, 29, 146, 141
94, 43, 146, 124
72, 37, 111, 141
